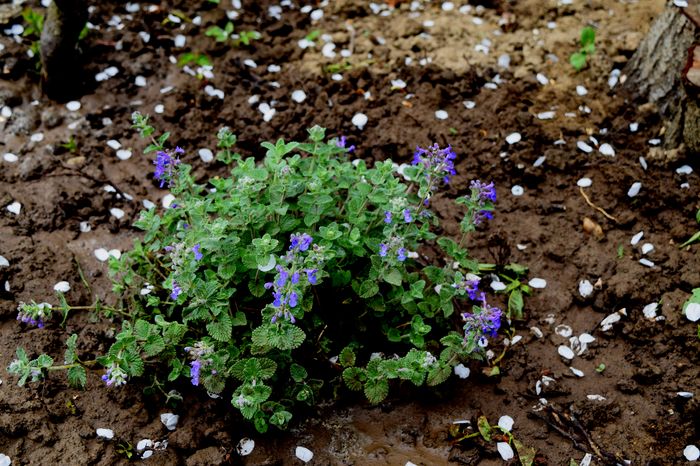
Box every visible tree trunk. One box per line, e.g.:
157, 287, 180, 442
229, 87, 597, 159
40, 0, 88, 100
622, 4, 698, 151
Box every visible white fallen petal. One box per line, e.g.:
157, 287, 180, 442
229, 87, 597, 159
511, 185, 524, 196
6, 202, 21, 215
94, 248, 109, 262
116, 149, 132, 160
3, 153, 18, 163
641, 243, 654, 254
686, 302, 700, 322
497, 415, 514, 432
110, 208, 125, 219
576, 85, 588, 96
579, 279, 593, 297
639, 258, 655, 268
352, 113, 368, 129
599, 143, 615, 157
631, 231, 644, 245
579, 333, 595, 344
555, 325, 573, 338
454, 363, 470, 379
684, 445, 700, 461
587, 394, 606, 401
577, 141, 593, 153
0, 454, 10, 466
295, 446, 314, 463
96, 428, 114, 439
66, 101, 81, 111
141, 450, 153, 459
677, 391, 694, 398
435, 110, 449, 120
570, 367, 584, 377
107, 139, 121, 150
198, 148, 213, 163
627, 182, 642, 197
505, 132, 521, 144
135, 76, 147, 87
291, 90, 307, 103
537, 111, 555, 120
536, 73, 549, 85
600, 312, 621, 331
137, 439, 153, 451
162, 194, 175, 208
160, 413, 179, 431
54, 281, 70, 293
108, 249, 121, 260
491, 281, 507, 291
528, 278, 547, 289
496, 442, 514, 460
558, 345, 575, 360
237, 438, 255, 456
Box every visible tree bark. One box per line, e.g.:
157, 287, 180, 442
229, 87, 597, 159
622, 4, 698, 151
40, 0, 88, 100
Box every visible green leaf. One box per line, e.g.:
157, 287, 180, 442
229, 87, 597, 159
477, 415, 492, 441
269, 410, 293, 428
207, 313, 233, 342
384, 268, 403, 286
143, 335, 166, 357
36, 354, 54, 368
680, 231, 700, 248
232, 311, 247, 326
508, 288, 524, 320
342, 367, 366, 391
64, 334, 79, 364
358, 280, 379, 298
364, 378, 389, 404
290, 363, 308, 382
580, 26, 595, 48
339, 347, 356, 367
67, 366, 87, 389
513, 438, 537, 466
426, 363, 451, 386
570, 52, 586, 71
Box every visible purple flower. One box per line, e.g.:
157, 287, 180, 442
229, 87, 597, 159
288, 292, 298, 308
171, 281, 182, 301
291, 272, 300, 284
273, 291, 285, 307
336, 136, 356, 153
397, 248, 407, 262
290, 233, 313, 252
403, 209, 412, 223
470, 180, 497, 202
192, 244, 203, 261
411, 144, 458, 187
275, 266, 289, 287
190, 359, 201, 386
101, 363, 127, 387
306, 269, 317, 285
384, 211, 393, 224
16, 302, 51, 329
462, 293, 503, 340
153, 149, 181, 188
379, 243, 388, 257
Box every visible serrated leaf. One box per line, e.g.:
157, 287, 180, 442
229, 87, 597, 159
36, 354, 54, 368
339, 347, 356, 367
64, 334, 79, 364
358, 280, 379, 298
508, 289, 524, 320
426, 363, 451, 386
143, 334, 166, 357
342, 367, 366, 391
267, 323, 306, 350
67, 365, 87, 388
134, 319, 151, 340
477, 415, 492, 441
207, 313, 233, 342
125, 352, 144, 377
257, 358, 277, 380
168, 359, 183, 382
290, 363, 307, 382
269, 410, 292, 428
364, 378, 389, 404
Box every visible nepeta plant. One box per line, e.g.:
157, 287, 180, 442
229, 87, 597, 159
8, 113, 504, 433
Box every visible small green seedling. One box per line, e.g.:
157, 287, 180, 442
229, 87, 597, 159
616, 244, 624, 259
570, 26, 596, 71
679, 209, 700, 248
61, 136, 78, 154
595, 363, 606, 373
205, 21, 261, 46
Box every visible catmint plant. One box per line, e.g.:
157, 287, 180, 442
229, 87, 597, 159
7, 115, 521, 433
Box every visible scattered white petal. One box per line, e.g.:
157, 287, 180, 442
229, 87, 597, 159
30, 133, 44, 142
454, 363, 470, 379
537, 111, 555, 120
675, 0, 690, 7
0, 256, 8, 267
243, 59, 257, 68
435, 110, 449, 120
641, 243, 654, 254
570, 367, 584, 377
135, 76, 147, 87
352, 113, 368, 130
94, 248, 110, 261
511, 185, 524, 196
141, 450, 153, 459
506, 132, 521, 144
174, 34, 186, 47
110, 208, 125, 219
66, 101, 81, 111
642, 302, 658, 319
677, 391, 694, 398
295, 446, 314, 463
555, 325, 573, 338
54, 281, 70, 293
498, 54, 510, 69
577, 177, 592, 188
491, 280, 506, 291
107, 140, 121, 150
631, 231, 644, 245
237, 438, 255, 456
498, 415, 514, 432
154, 104, 164, 114
497, 442, 514, 460
442, 1, 455, 11
576, 85, 588, 96
3, 153, 18, 163
627, 182, 642, 197
599, 143, 615, 157
162, 194, 175, 208
198, 148, 213, 163
6, 202, 21, 215
310, 9, 323, 21
686, 302, 700, 322
639, 258, 655, 268
558, 345, 575, 360
391, 79, 406, 89
536, 73, 549, 85
116, 149, 132, 160
577, 141, 593, 153
137, 439, 153, 451
322, 42, 336, 58
648, 138, 661, 146
528, 278, 547, 289
267, 64, 281, 73
533, 155, 546, 167
160, 413, 179, 431
579, 333, 595, 344
587, 394, 606, 401
108, 249, 121, 259
684, 445, 700, 461
676, 165, 693, 175
510, 335, 522, 345
142, 199, 155, 210
96, 428, 114, 440
291, 90, 307, 103
0, 454, 10, 466
1, 106, 11, 118
463, 100, 475, 109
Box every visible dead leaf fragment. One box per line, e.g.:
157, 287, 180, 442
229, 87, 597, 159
582, 217, 604, 239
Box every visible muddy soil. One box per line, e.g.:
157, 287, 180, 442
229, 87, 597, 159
1, 0, 699, 465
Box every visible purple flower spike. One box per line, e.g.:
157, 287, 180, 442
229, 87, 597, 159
306, 269, 318, 285
384, 211, 393, 224
403, 209, 412, 223
192, 244, 203, 261
153, 149, 181, 188
379, 244, 388, 257
171, 281, 182, 301
397, 248, 407, 262
190, 359, 201, 386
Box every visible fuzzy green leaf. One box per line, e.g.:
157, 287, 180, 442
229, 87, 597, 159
364, 378, 389, 404
143, 335, 166, 357
342, 367, 366, 391
290, 363, 307, 383
207, 313, 233, 342
384, 268, 403, 286
508, 289, 524, 320
67, 365, 87, 389
339, 347, 356, 367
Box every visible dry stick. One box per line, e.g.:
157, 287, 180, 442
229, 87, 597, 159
579, 187, 618, 223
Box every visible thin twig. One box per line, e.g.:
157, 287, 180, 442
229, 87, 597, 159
579, 187, 617, 222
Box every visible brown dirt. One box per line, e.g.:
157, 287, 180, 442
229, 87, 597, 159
1, 0, 699, 465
